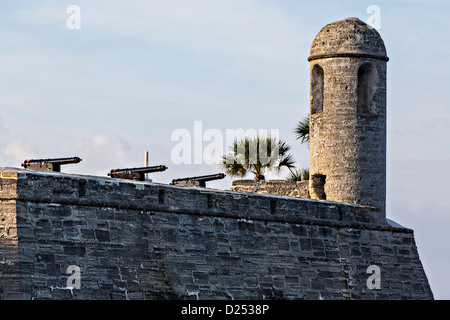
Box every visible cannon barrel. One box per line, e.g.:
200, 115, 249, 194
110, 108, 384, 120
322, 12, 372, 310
21, 157, 82, 172
171, 173, 225, 187
108, 165, 168, 181
22, 157, 82, 166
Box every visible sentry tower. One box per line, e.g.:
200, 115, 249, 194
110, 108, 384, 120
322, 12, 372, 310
307, 17, 388, 215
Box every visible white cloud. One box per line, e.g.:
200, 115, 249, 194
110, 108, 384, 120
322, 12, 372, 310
3, 139, 36, 164
59, 134, 137, 176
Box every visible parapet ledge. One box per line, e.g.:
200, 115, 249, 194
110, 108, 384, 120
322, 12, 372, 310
0, 167, 411, 233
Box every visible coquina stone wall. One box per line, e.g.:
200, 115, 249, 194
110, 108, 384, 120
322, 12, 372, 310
230, 180, 310, 198
0, 168, 433, 300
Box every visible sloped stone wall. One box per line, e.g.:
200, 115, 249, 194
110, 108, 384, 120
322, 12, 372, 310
0, 168, 433, 300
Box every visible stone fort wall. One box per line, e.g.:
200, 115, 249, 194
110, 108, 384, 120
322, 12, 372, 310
0, 167, 433, 299
230, 180, 310, 199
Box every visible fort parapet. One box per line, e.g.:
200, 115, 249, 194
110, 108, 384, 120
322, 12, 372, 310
0, 167, 433, 299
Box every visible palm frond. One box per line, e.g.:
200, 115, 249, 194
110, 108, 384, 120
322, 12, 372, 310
287, 169, 302, 181
222, 152, 247, 178
300, 168, 310, 181
294, 115, 310, 145
274, 153, 296, 175
286, 168, 310, 181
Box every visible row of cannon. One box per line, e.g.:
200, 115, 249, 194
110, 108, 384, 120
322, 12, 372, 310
21, 157, 225, 188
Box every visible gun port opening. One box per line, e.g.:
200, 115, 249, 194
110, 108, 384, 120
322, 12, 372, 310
207, 194, 214, 209
311, 174, 326, 200
270, 200, 277, 214
158, 189, 165, 205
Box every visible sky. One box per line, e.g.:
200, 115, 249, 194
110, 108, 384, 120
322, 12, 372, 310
0, 0, 449, 299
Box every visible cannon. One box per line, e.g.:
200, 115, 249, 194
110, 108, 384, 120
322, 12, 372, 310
108, 165, 168, 181
171, 173, 226, 188
21, 157, 82, 172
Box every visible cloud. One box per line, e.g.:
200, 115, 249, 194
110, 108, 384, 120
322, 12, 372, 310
59, 134, 138, 176
2, 139, 36, 165
0, 1, 313, 159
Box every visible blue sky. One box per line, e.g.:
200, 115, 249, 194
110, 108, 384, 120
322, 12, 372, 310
0, 0, 449, 299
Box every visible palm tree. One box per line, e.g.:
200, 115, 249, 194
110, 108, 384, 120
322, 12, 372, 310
294, 115, 309, 145
290, 115, 310, 181
222, 136, 295, 180
286, 168, 310, 181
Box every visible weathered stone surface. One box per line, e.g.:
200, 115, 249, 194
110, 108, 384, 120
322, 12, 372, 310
309, 17, 388, 60
230, 180, 310, 198
308, 17, 387, 215
0, 168, 433, 300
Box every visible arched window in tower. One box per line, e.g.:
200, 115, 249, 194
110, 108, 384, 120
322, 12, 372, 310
311, 64, 324, 114
357, 63, 378, 114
